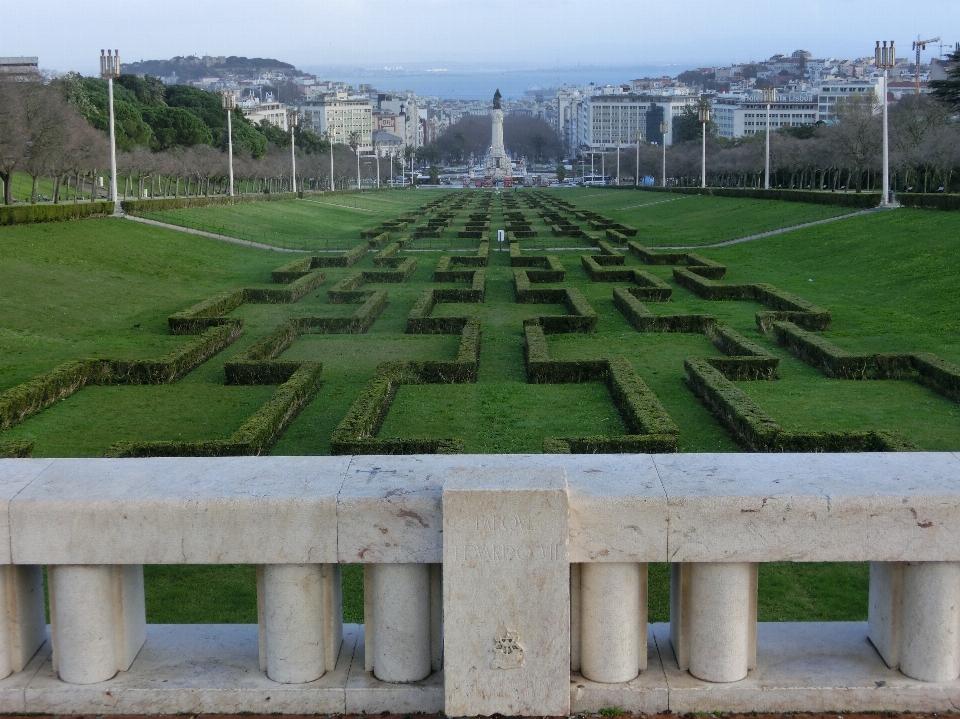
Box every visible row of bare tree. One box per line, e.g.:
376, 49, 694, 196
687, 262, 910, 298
589, 95, 960, 193
0, 79, 404, 205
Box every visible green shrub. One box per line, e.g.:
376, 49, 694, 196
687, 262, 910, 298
913, 353, 960, 403
684, 357, 919, 451
607, 186, 880, 208
0, 325, 240, 433
0, 440, 34, 458
613, 287, 713, 332
894, 193, 960, 211
0, 201, 114, 226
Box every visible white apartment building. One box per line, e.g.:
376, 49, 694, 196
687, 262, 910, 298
817, 76, 884, 123
300, 94, 373, 150
239, 99, 288, 131
711, 92, 818, 139
576, 94, 697, 150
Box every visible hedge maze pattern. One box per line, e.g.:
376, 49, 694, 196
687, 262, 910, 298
2, 188, 960, 458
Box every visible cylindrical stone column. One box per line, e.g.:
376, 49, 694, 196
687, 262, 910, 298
581, 562, 641, 683
262, 564, 325, 684
370, 563, 431, 683
688, 562, 753, 683
900, 561, 960, 682
50, 565, 118, 684
0, 566, 11, 680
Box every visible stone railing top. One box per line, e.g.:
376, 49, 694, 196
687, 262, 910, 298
3, 452, 959, 566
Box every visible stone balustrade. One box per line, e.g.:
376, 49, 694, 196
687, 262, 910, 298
0, 452, 958, 714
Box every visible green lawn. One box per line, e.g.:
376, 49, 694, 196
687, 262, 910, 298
138, 191, 441, 250
3, 188, 959, 625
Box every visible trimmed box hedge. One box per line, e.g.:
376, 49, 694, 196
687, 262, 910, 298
0, 201, 114, 226
104, 361, 323, 457
684, 357, 919, 452
607, 185, 881, 208
330, 317, 481, 455
0, 324, 240, 433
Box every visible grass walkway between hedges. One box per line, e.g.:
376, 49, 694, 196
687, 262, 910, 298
1, 194, 958, 625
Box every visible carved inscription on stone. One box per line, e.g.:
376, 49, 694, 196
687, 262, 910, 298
443, 467, 570, 717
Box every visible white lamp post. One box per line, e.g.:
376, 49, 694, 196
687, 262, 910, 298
327, 131, 335, 191
634, 130, 643, 187
699, 103, 710, 188
660, 120, 669, 186
221, 91, 236, 197
615, 138, 621, 185
762, 87, 776, 190
99, 49, 120, 214
876, 40, 895, 206
601, 143, 606, 184
375, 143, 381, 189
287, 109, 298, 193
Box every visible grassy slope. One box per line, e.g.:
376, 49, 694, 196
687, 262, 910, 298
139, 191, 441, 250
2, 191, 958, 623
543, 188, 855, 247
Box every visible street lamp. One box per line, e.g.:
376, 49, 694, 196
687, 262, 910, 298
660, 120, 669, 186
221, 91, 236, 197
601, 143, 606, 184
374, 143, 381, 189
99, 49, 120, 213
876, 40, 896, 206
762, 87, 776, 190
699, 102, 710, 188
287, 109, 298, 193
635, 130, 644, 187
615, 138, 621, 186
327, 131, 335, 192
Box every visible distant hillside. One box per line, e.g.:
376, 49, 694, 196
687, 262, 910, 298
121, 56, 296, 83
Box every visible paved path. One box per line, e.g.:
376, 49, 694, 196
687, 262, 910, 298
650, 207, 885, 250
125, 215, 309, 253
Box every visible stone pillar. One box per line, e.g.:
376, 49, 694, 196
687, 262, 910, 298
869, 560, 960, 682
580, 562, 646, 683
366, 563, 431, 683
260, 564, 325, 683
0, 565, 46, 679
49, 565, 146, 685
671, 562, 756, 683
443, 467, 570, 717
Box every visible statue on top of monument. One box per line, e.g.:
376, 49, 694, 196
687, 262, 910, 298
493, 89, 502, 110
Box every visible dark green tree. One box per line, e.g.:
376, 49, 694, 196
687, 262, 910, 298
428, 165, 440, 184
930, 48, 960, 110
115, 74, 167, 106
671, 101, 717, 144
140, 106, 213, 150
555, 163, 567, 182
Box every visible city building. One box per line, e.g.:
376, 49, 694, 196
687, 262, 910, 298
300, 94, 373, 151
712, 92, 818, 139
577, 94, 697, 149
239, 97, 288, 130
816, 76, 885, 123
0, 57, 40, 81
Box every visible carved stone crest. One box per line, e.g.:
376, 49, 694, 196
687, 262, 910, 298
490, 629, 525, 669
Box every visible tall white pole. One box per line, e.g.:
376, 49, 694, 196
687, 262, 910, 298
226, 110, 234, 196
329, 135, 335, 191
882, 67, 890, 205
107, 77, 118, 210
356, 149, 361, 190
290, 128, 297, 193
635, 141, 639, 187
375, 146, 381, 189
662, 141, 666, 186
764, 101, 771, 190
701, 121, 706, 188
616, 144, 621, 186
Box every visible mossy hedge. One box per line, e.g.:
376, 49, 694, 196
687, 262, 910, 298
0, 325, 240, 432
606, 185, 880, 208
0, 201, 114, 226
330, 318, 481, 455
683, 357, 919, 452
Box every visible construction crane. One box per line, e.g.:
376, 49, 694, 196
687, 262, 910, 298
913, 36, 941, 94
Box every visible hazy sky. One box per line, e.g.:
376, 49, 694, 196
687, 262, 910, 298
4, 0, 958, 76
